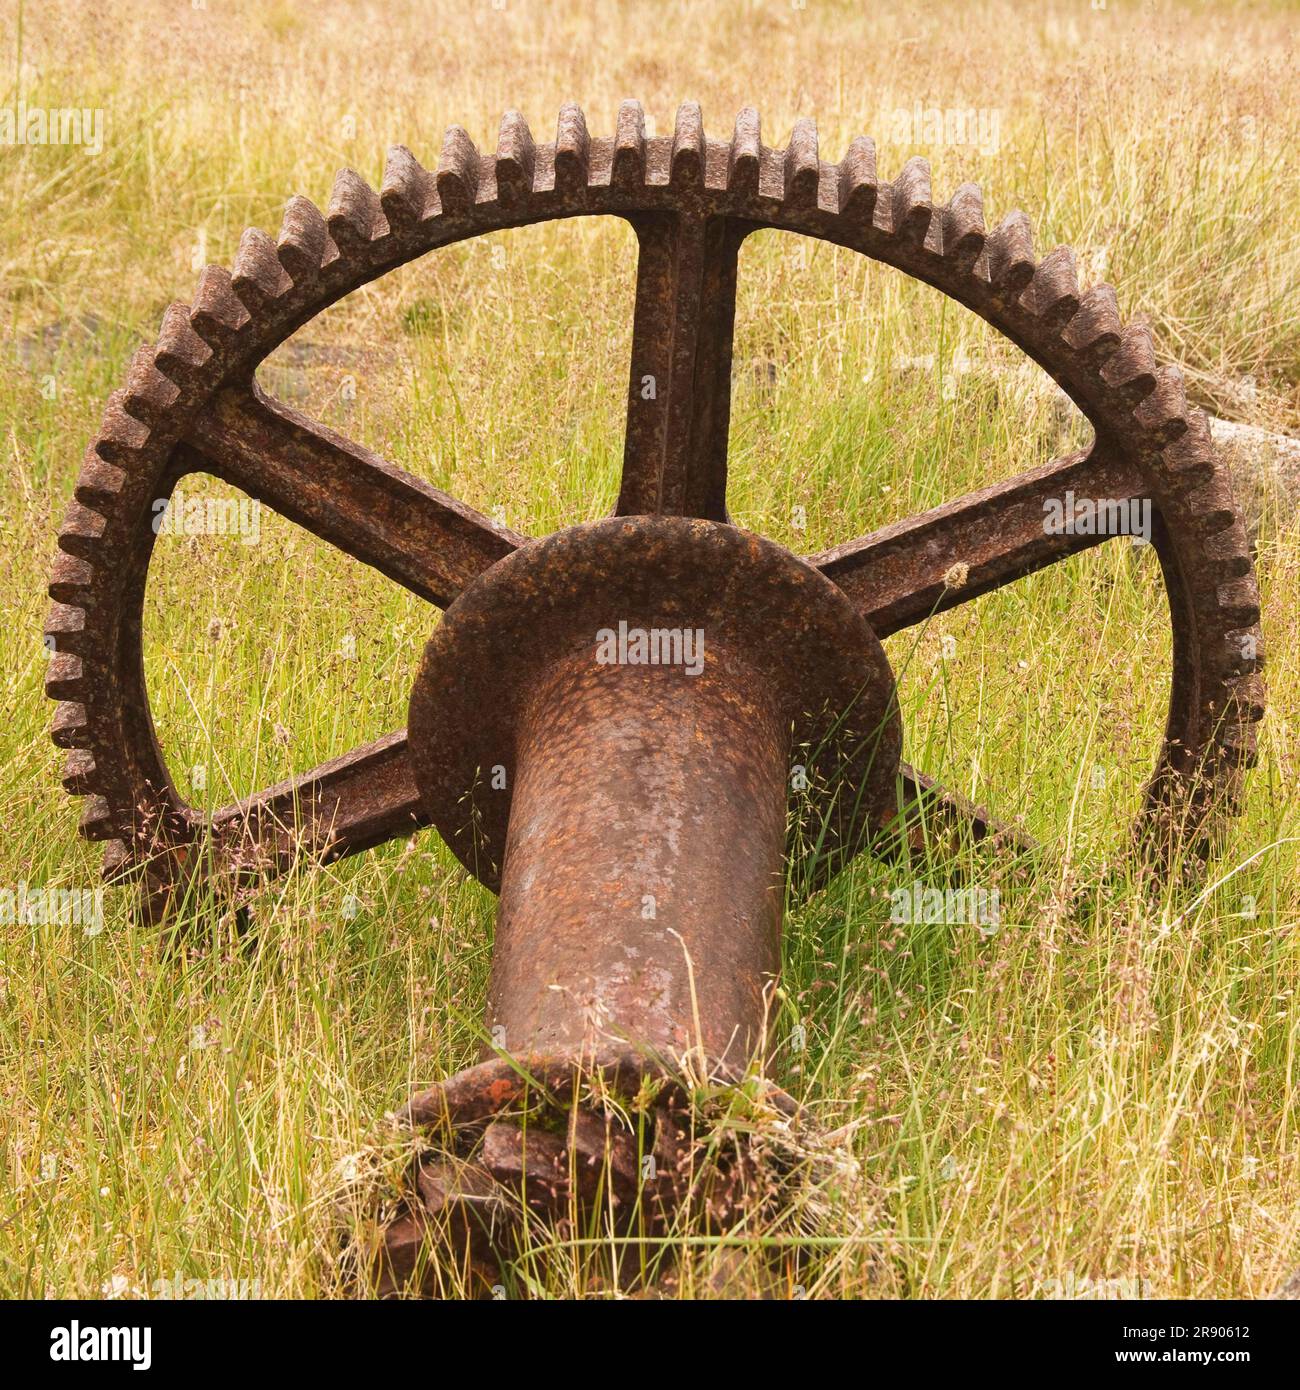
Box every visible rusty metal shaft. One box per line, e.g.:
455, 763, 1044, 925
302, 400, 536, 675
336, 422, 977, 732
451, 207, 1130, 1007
491, 644, 789, 1066
409, 516, 902, 1077
391, 519, 900, 1292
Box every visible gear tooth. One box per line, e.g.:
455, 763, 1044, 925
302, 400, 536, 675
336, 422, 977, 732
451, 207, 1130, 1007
555, 103, 590, 196
45, 597, 85, 629
1167, 430, 1217, 492
75, 451, 127, 508
612, 99, 646, 189
102, 839, 134, 883
94, 394, 151, 468
79, 795, 115, 841
1162, 400, 1212, 453
49, 550, 94, 603
1241, 698, 1266, 725
45, 650, 84, 700
480, 1118, 528, 1185
380, 145, 434, 228
1223, 629, 1263, 676
567, 1110, 641, 1201
987, 210, 1036, 295
232, 226, 292, 311
51, 700, 89, 749
1063, 282, 1122, 364
1182, 408, 1212, 449
122, 345, 181, 428
1226, 670, 1266, 717
1133, 364, 1190, 444
837, 135, 878, 220
941, 182, 985, 267
494, 111, 536, 204
44, 599, 87, 653
889, 156, 932, 244
57, 500, 107, 560
1201, 521, 1252, 579
328, 168, 386, 249
1100, 323, 1159, 406
62, 748, 98, 795
1198, 508, 1239, 537
1024, 245, 1080, 328
1217, 575, 1261, 628
276, 195, 331, 283
154, 301, 212, 390
670, 101, 705, 186
190, 265, 250, 348
481, 1118, 571, 1206
728, 106, 761, 196
783, 117, 820, 208
1185, 478, 1238, 535
1217, 724, 1258, 768
435, 127, 480, 215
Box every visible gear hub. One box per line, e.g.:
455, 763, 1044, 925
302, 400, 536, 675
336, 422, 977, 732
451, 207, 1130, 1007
409, 516, 900, 1068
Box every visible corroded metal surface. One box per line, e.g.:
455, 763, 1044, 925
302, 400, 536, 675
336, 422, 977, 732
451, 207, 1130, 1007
376, 1050, 798, 1298
408, 516, 901, 1064
389, 517, 897, 1291
45, 102, 1266, 1292
45, 101, 1263, 917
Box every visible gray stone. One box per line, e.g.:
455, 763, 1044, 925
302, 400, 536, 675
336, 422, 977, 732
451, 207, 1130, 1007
1209, 416, 1300, 539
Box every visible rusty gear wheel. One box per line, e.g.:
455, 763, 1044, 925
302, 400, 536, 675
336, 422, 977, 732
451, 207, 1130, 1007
46, 102, 1264, 922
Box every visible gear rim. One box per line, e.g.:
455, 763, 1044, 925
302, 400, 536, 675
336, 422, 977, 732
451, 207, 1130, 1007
45, 100, 1265, 911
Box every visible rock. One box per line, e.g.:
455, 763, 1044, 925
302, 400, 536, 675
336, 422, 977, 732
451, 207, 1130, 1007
1208, 416, 1300, 540
731, 356, 780, 391
13, 315, 109, 368
258, 340, 359, 402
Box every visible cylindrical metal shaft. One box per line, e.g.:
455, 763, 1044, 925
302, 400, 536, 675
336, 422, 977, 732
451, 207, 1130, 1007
489, 648, 790, 1068
408, 516, 902, 1080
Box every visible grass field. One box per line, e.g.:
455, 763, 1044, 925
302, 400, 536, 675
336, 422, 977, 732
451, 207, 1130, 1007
2, 0, 1299, 1299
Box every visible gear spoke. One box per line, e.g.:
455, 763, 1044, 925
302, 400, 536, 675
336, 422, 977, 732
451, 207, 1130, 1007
807, 442, 1145, 636
616, 213, 745, 519
894, 761, 1034, 854
185, 386, 523, 606
204, 729, 427, 873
